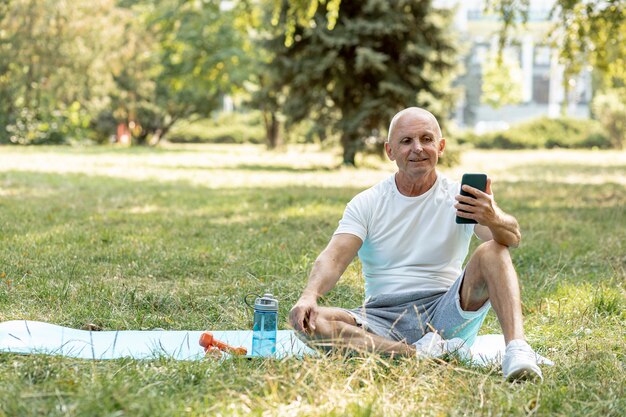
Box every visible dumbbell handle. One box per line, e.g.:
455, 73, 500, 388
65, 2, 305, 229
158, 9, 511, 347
199, 332, 247, 355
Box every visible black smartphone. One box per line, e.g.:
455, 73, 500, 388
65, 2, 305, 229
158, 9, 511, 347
455, 173, 487, 224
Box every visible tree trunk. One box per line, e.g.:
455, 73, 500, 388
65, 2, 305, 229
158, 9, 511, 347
148, 117, 177, 146
134, 132, 148, 145
341, 133, 358, 166
148, 129, 163, 146
24, 0, 36, 110
264, 110, 281, 149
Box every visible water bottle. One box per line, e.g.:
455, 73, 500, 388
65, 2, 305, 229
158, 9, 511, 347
251, 293, 278, 357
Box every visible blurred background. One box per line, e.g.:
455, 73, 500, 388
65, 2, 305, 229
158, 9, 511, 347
0, 5, 624, 414
0, 0, 624, 166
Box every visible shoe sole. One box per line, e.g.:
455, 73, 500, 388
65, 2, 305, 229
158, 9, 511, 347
505, 366, 543, 383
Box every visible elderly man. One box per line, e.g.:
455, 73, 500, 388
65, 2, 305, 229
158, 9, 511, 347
289, 107, 543, 381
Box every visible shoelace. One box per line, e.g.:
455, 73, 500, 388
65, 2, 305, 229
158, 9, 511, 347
505, 344, 537, 361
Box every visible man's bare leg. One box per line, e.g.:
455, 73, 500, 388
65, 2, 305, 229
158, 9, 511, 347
461, 240, 525, 344
461, 241, 543, 381
294, 307, 415, 356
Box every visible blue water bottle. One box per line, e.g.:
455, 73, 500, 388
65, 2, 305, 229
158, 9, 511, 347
251, 293, 278, 357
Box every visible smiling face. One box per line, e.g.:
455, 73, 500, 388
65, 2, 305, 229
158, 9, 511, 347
385, 108, 446, 183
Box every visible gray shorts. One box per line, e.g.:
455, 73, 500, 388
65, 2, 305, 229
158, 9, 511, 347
342, 271, 490, 346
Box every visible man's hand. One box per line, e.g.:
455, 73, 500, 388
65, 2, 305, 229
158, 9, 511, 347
289, 233, 362, 334
455, 178, 521, 247
289, 295, 319, 334
454, 178, 498, 226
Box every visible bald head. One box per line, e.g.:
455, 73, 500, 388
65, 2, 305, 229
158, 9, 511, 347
387, 107, 443, 142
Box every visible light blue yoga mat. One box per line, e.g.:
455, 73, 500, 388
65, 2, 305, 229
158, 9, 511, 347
0, 320, 314, 360
0, 320, 553, 367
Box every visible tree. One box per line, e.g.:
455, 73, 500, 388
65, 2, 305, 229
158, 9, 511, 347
592, 90, 626, 149
266, 0, 460, 166
238, 0, 335, 149
110, 0, 251, 145
229, 0, 285, 149
488, 0, 625, 147
549, 0, 625, 92
481, 51, 523, 109
0, 0, 127, 144
267, 0, 342, 47
488, 0, 626, 99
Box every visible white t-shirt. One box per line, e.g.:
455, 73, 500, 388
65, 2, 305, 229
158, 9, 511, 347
334, 173, 474, 298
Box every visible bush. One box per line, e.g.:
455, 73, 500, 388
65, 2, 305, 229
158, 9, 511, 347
90, 110, 118, 144
592, 90, 626, 149
458, 117, 611, 150
439, 141, 462, 167
168, 111, 265, 144
4, 103, 93, 145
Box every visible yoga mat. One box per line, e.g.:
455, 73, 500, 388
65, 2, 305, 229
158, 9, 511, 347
0, 320, 314, 360
0, 320, 553, 366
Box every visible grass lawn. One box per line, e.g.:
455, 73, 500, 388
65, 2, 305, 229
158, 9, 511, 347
0, 144, 624, 416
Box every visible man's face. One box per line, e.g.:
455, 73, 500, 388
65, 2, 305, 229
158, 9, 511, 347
385, 113, 445, 179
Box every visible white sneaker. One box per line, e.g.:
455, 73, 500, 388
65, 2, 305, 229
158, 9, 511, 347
413, 333, 468, 359
413, 332, 445, 358
502, 339, 543, 382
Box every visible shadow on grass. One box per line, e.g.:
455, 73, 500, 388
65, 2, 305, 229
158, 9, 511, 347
0, 144, 195, 155
513, 163, 626, 177
1, 170, 623, 327
148, 163, 337, 173
0, 170, 367, 325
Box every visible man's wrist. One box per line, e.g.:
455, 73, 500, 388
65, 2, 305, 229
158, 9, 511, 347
300, 290, 319, 302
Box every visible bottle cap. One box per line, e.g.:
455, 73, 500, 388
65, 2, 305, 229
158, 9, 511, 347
254, 293, 278, 312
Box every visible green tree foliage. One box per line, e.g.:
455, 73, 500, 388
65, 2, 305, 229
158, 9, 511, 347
488, 0, 625, 96
550, 0, 625, 92
233, 1, 285, 149
592, 90, 626, 149
489, 0, 626, 148
0, 0, 250, 145
267, 0, 342, 46
0, 0, 127, 144
551, 1, 625, 146
484, 0, 529, 52
240, 0, 346, 149
107, 0, 250, 145
265, 0, 460, 166
480, 51, 523, 109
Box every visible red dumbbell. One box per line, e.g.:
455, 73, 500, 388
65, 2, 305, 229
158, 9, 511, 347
199, 331, 247, 356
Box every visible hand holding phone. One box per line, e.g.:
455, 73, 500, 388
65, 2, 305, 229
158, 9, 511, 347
455, 173, 487, 224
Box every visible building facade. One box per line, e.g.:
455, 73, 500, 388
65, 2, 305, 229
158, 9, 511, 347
438, 0, 592, 131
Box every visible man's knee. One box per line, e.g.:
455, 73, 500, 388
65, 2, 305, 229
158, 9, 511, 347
465, 241, 516, 289
473, 240, 512, 267
462, 241, 519, 310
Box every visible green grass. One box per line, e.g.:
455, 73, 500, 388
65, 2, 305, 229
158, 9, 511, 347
0, 145, 624, 416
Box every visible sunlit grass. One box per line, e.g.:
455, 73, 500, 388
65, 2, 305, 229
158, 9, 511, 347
2, 144, 625, 189
0, 144, 624, 416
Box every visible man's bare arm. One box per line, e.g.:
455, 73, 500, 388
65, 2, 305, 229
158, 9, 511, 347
289, 233, 362, 332
455, 178, 521, 248
473, 212, 521, 247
